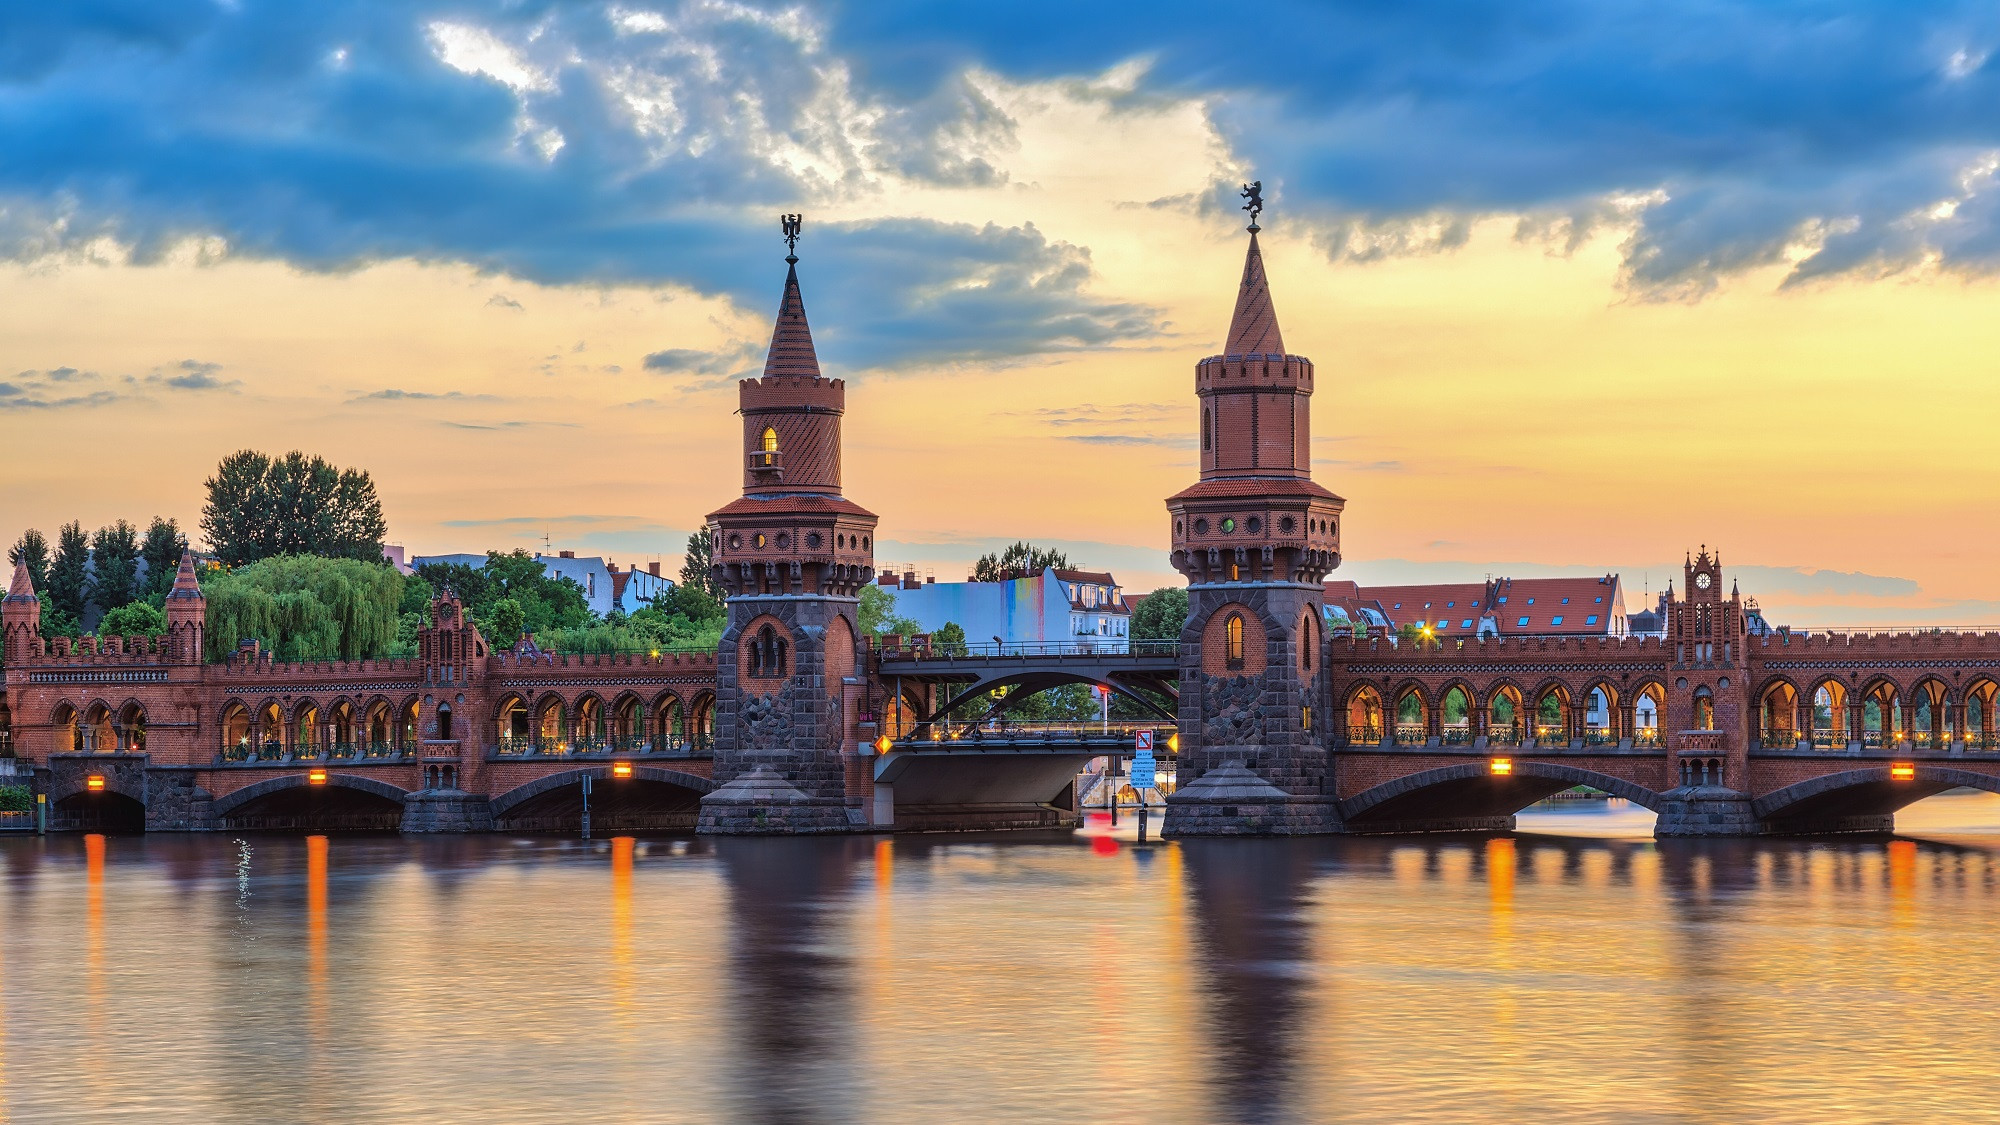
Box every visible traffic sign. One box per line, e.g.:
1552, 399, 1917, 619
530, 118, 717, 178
1130, 744, 1157, 790
1134, 730, 1153, 753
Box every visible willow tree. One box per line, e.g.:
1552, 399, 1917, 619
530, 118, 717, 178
202, 555, 403, 662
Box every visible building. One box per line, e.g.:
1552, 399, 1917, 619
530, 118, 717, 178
410, 550, 674, 617
881, 566, 1131, 651
1323, 574, 1629, 639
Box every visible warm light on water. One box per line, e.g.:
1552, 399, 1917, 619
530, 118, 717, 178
5, 796, 2000, 1122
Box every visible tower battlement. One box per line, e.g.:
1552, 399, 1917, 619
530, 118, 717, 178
739, 374, 846, 413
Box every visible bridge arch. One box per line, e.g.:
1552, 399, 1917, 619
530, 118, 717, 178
212, 773, 410, 831
1340, 760, 1662, 833
1754, 765, 2000, 834
489, 766, 716, 832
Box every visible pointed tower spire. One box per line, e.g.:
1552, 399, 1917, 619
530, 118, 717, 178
1225, 229, 1286, 357
762, 213, 821, 379
5, 559, 33, 602
166, 550, 202, 600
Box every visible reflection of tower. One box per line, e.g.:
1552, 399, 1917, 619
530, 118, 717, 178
1164, 214, 1345, 836
700, 223, 876, 834
1179, 839, 1316, 1119
715, 837, 867, 1121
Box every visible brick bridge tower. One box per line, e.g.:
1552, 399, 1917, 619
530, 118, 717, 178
3, 560, 42, 666
1655, 547, 1759, 834
699, 216, 877, 834
1163, 205, 1346, 836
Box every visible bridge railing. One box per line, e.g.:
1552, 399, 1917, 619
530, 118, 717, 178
891, 718, 1176, 748
491, 736, 712, 760
876, 639, 1180, 662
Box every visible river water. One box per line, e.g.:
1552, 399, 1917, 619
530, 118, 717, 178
5, 797, 2000, 1124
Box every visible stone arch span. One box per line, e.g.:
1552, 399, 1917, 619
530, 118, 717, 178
212, 773, 412, 818
489, 766, 716, 833
1340, 761, 1663, 834
1753, 765, 2000, 835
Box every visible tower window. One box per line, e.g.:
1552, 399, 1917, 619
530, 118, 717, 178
1225, 613, 1245, 669
761, 427, 778, 453
1202, 409, 1212, 452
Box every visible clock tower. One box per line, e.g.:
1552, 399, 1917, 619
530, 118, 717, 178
1654, 545, 1759, 835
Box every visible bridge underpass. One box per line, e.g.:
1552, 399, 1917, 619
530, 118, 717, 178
870, 719, 1177, 831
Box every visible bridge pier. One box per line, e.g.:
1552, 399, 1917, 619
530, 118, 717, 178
1653, 785, 1760, 837
1164, 760, 1342, 836
400, 788, 494, 833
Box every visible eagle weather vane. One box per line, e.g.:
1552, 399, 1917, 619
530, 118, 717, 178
1240, 180, 1264, 231
781, 213, 802, 262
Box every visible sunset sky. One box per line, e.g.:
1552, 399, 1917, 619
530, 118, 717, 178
5, 2, 2000, 625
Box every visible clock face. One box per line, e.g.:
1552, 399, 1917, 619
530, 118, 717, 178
1695, 573, 1712, 590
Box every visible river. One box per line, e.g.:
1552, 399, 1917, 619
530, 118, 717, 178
4, 795, 2000, 1123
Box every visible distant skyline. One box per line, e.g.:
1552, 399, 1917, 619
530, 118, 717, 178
6, 2, 2000, 626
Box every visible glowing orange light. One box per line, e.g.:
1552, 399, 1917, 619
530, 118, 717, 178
874, 734, 892, 755
85, 775, 105, 791
308, 769, 328, 785
1891, 763, 1916, 780
1167, 733, 1179, 753
611, 761, 634, 779
1490, 758, 1514, 776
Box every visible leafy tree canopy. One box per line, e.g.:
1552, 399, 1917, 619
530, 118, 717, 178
138, 518, 188, 602
201, 555, 404, 662
412, 550, 594, 642
47, 521, 89, 625
858, 584, 919, 636
971, 541, 1071, 583
201, 449, 388, 566
679, 528, 722, 601
98, 601, 167, 638
1130, 587, 1190, 643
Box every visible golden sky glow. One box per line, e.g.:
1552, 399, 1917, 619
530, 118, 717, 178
5, 67, 1998, 627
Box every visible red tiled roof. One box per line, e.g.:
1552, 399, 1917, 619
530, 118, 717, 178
762, 263, 820, 379
1326, 575, 1627, 636
706, 494, 877, 520
1051, 568, 1117, 585
1166, 477, 1345, 503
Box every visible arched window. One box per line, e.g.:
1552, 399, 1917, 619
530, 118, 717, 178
761, 427, 779, 453
1225, 614, 1245, 669
1202, 409, 1212, 452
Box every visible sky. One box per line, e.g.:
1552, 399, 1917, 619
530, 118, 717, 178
4, 1, 2000, 626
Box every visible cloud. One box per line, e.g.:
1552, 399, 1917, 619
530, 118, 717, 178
157, 358, 236, 390
643, 344, 757, 377
439, 419, 578, 430
350, 388, 498, 402
485, 293, 523, 310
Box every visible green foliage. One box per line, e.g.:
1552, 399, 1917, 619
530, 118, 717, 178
1130, 587, 1190, 642
8, 529, 49, 592
48, 521, 89, 624
37, 593, 78, 640
659, 580, 724, 625
411, 550, 594, 640
138, 518, 188, 600
88, 519, 140, 612
201, 555, 404, 662
490, 597, 526, 643
933, 621, 968, 656
996, 683, 1099, 721
201, 449, 388, 566
98, 601, 167, 638
0, 786, 31, 813
971, 541, 1071, 582
679, 528, 722, 601
858, 584, 919, 636
397, 571, 434, 616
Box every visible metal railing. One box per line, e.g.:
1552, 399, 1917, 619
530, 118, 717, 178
1583, 726, 1616, 746
1392, 723, 1428, 746
1632, 728, 1661, 748
492, 736, 711, 759
1488, 723, 1522, 747
877, 640, 1178, 660
220, 739, 413, 764
892, 718, 1173, 746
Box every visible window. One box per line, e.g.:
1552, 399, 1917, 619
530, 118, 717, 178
1461, 619, 1472, 628
1437, 620, 1449, 628
1497, 596, 1507, 604
1446, 602, 1454, 608
760, 426, 778, 453
1202, 409, 1211, 451
1517, 616, 1530, 627
1225, 614, 1244, 669
1526, 597, 1535, 605
1393, 603, 1402, 610
1302, 705, 1312, 731
1586, 615, 1599, 625
1561, 597, 1570, 604
1594, 596, 1603, 603
1551, 616, 1564, 626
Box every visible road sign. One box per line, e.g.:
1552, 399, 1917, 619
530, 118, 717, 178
1134, 730, 1153, 753
1130, 748, 1157, 790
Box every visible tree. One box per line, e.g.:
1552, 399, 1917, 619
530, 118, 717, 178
47, 521, 89, 624
8, 529, 49, 592
201, 449, 388, 565
98, 601, 167, 638
88, 520, 140, 613
679, 528, 721, 601
138, 517, 188, 601
934, 621, 969, 656
490, 598, 526, 642
972, 541, 1071, 582
1130, 587, 1190, 643
37, 593, 78, 641
201, 555, 404, 662
858, 584, 919, 636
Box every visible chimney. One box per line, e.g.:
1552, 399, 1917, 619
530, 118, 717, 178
608, 562, 620, 574
879, 570, 896, 585
902, 568, 918, 590
647, 561, 661, 577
